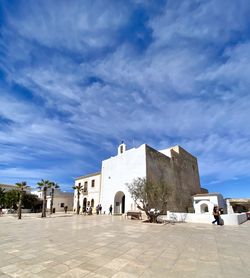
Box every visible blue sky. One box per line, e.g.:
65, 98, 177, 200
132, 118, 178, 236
0, 0, 250, 198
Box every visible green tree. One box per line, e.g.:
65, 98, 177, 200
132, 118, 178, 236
0, 187, 5, 208
22, 193, 40, 210
127, 177, 170, 223
4, 189, 19, 209
72, 184, 83, 214
16, 181, 30, 219
37, 179, 51, 218
49, 182, 60, 214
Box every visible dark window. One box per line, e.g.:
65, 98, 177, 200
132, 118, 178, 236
91, 180, 95, 187
120, 145, 123, 153
84, 181, 88, 192
78, 182, 81, 186
91, 199, 94, 207
60, 203, 64, 207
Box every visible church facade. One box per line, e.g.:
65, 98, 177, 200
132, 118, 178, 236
73, 143, 202, 214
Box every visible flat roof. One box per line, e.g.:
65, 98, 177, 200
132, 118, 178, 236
226, 198, 250, 203
193, 193, 222, 197
0, 184, 15, 188
75, 171, 101, 180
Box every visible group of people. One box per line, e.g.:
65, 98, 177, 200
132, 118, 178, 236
96, 204, 102, 215
96, 204, 113, 215
79, 204, 113, 215
81, 204, 114, 215
82, 206, 92, 215
212, 206, 224, 225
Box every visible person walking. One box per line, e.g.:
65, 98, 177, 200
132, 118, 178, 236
212, 206, 220, 225
109, 205, 113, 215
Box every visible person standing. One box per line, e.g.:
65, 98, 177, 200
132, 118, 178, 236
99, 204, 102, 214
96, 204, 99, 215
109, 205, 113, 215
64, 205, 68, 213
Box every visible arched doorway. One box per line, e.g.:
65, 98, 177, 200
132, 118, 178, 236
83, 198, 87, 212
200, 203, 209, 213
114, 191, 125, 214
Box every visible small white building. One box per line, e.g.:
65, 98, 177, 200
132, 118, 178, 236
47, 189, 74, 212
32, 188, 73, 212
31, 189, 43, 199
193, 193, 226, 214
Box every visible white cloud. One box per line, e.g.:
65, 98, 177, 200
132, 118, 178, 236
4, 0, 130, 51
149, 1, 250, 47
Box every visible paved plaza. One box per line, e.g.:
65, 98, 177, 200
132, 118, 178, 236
0, 214, 249, 278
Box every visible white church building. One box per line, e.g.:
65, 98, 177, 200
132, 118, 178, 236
73, 143, 203, 214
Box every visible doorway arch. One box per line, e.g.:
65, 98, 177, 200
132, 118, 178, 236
200, 203, 209, 213
114, 191, 125, 214
83, 198, 87, 212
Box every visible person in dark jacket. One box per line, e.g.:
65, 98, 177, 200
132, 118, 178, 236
109, 205, 113, 215
212, 206, 220, 225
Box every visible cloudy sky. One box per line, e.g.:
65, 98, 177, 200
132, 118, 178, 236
0, 0, 250, 197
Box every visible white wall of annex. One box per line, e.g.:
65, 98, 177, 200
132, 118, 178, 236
100, 144, 147, 214
47, 194, 74, 212
74, 174, 101, 212
193, 194, 226, 214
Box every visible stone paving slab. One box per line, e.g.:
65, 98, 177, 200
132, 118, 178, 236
0, 214, 250, 277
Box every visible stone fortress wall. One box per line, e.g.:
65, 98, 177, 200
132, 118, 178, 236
146, 145, 201, 212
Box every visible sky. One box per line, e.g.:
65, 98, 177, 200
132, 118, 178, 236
0, 0, 250, 198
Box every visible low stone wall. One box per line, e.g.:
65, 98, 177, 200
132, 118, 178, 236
22, 209, 31, 213
2, 209, 16, 214
1, 208, 31, 214
164, 212, 247, 225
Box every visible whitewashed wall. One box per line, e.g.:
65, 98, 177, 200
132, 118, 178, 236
193, 194, 226, 214
100, 144, 147, 214
164, 212, 247, 225
74, 174, 101, 212
47, 192, 74, 212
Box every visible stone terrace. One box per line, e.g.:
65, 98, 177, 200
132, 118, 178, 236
0, 214, 249, 278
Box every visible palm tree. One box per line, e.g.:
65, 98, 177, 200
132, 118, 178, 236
50, 182, 60, 214
72, 184, 83, 214
37, 179, 51, 218
16, 181, 29, 220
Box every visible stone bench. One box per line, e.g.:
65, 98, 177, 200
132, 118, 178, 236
126, 211, 142, 220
